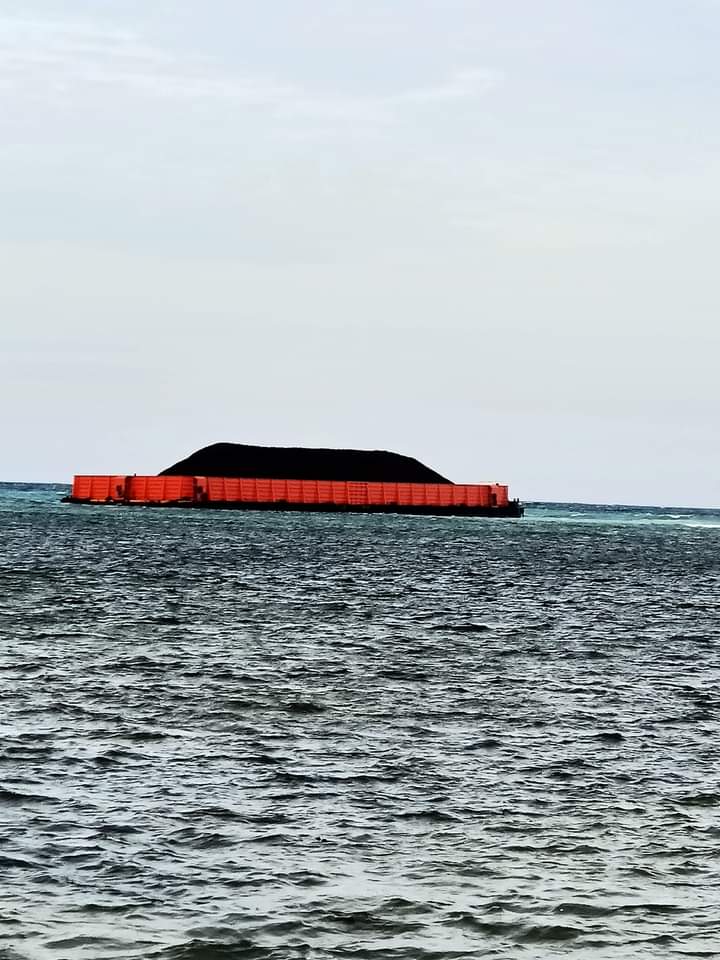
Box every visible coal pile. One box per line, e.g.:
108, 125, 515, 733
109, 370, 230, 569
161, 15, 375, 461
160, 443, 452, 484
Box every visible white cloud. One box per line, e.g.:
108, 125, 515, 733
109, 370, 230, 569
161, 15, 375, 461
0, 15, 297, 103
0, 14, 499, 118
388, 67, 499, 105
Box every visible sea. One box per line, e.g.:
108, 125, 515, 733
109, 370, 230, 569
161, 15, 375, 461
2, 482, 719, 959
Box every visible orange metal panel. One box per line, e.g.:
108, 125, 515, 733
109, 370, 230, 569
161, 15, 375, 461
127, 476, 143, 500
422, 484, 438, 506
269, 479, 286, 501
470, 485, 487, 507
365, 483, 384, 505
410, 484, 426, 506
112, 476, 127, 500
89, 476, 112, 501
396, 483, 412, 505
316, 481, 333, 503
465, 485, 479, 507
255, 479, 272, 501
204, 477, 222, 501
493, 484, 509, 506
161, 476, 189, 501
207, 477, 221, 501
87, 477, 102, 500
169, 476, 192, 500
437, 485, 453, 505
74, 475, 124, 501
72, 476, 92, 499
331, 481, 348, 504
347, 482, 368, 505
381, 482, 397, 504
222, 478, 240, 501
287, 480, 303, 502
69, 473, 515, 511
450, 485, 464, 506
144, 477, 165, 501
298, 480, 315, 503
239, 478, 256, 501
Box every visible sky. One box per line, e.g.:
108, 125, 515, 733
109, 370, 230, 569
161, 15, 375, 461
1, 0, 718, 506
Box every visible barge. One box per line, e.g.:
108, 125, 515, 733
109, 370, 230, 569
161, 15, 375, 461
64, 444, 523, 518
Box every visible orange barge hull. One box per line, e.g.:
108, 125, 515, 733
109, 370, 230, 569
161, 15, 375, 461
65, 476, 523, 517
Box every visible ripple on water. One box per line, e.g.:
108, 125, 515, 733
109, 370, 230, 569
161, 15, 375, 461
1, 486, 720, 959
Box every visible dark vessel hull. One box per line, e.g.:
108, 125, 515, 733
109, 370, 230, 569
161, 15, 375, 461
64, 496, 523, 518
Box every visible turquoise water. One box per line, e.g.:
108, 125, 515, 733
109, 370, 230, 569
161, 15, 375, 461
529, 501, 720, 529
2, 484, 719, 958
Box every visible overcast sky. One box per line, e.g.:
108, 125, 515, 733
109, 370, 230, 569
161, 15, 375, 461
1, 1, 718, 506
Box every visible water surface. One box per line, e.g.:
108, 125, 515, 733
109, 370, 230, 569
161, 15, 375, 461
2, 485, 719, 958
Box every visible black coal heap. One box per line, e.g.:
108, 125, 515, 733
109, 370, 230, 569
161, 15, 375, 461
160, 443, 452, 484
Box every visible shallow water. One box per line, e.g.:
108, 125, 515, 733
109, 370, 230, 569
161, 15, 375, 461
2, 484, 719, 958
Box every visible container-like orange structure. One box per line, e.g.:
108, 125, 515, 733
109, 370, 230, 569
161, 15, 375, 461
66, 475, 523, 517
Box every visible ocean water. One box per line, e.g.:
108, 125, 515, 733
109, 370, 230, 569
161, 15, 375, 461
2, 483, 719, 959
